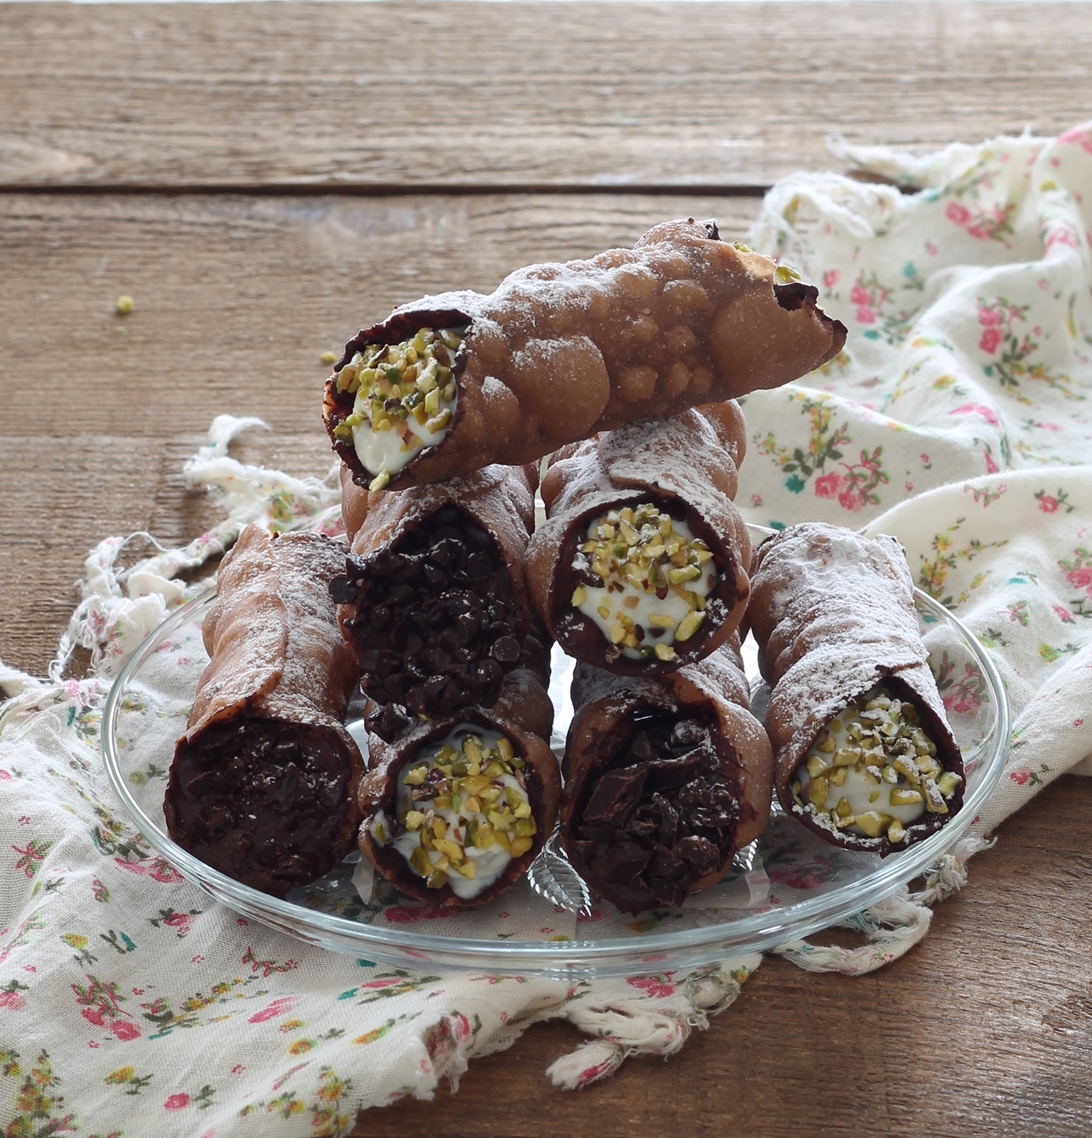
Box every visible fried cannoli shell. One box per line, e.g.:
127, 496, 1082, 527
324, 218, 847, 490
748, 522, 965, 855
560, 640, 774, 914
331, 462, 540, 721
525, 402, 752, 675
164, 525, 364, 899
357, 672, 561, 907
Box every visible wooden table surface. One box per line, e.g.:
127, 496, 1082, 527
3, 3, 1092, 1134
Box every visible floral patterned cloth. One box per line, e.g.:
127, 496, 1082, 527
4, 122, 1092, 1136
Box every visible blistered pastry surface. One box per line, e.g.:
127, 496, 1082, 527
324, 219, 845, 488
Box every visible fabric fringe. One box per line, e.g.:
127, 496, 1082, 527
772, 888, 932, 975
545, 956, 760, 1090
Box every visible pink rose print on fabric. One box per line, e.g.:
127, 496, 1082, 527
946, 201, 971, 226
626, 975, 676, 999
114, 857, 184, 884
1039, 495, 1059, 513
0, 993, 26, 1011
164, 1093, 190, 1110
1010, 768, 1031, 786
945, 197, 1016, 243
1068, 567, 1092, 590
951, 404, 1000, 427
249, 997, 297, 1023
1058, 126, 1092, 155
979, 327, 1002, 354
814, 472, 843, 499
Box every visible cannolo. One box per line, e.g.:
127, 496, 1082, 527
357, 665, 560, 906
748, 522, 965, 854
526, 401, 751, 674
164, 525, 364, 898
330, 463, 539, 727
559, 639, 774, 914
323, 218, 847, 491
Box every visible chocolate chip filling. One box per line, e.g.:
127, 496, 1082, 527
570, 712, 739, 911
164, 719, 356, 898
331, 504, 521, 724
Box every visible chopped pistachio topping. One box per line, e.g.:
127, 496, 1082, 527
333, 327, 463, 482
377, 727, 534, 899
792, 685, 962, 845
571, 503, 717, 661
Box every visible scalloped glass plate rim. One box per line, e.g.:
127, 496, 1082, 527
101, 564, 1010, 979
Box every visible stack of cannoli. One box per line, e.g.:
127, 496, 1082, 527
174, 219, 969, 915
335, 463, 562, 906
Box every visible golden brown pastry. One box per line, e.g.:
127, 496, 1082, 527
748, 522, 965, 854
323, 218, 846, 491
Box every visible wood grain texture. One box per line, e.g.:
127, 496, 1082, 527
2, 2, 1090, 190
355, 774, 1092, 1138
0, 192, 756, 673
0, 192, 760, 439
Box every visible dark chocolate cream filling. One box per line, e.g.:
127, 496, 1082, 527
570, 712, 739, 911
331, 504, 522, 722
165, 719, 354, 898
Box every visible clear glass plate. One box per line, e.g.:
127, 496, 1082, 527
102, 562, 1009, 980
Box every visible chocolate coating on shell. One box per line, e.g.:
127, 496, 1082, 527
566, 710, 741, 912
323, 219, 846, 490
748, 522, 965, 855
560, 642, 774, 914
164, 526, 364, 898
166, 719, 359, 897
526, 402, 752, 675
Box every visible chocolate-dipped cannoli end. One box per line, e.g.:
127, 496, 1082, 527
544, 494, 749, 676
560, 685, 771, 914
164, 526, 365, 899
359, 714, 561, 907
165, 719, 363, 899
778, 671, 965, 857
331, 499, 528, 721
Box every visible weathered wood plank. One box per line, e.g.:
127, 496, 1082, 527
2, 2, 1089, 189
0, 191, 760, 439
0, 433, 333, 678
355, 774, 1092, 1137
0, 191, 757, 673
